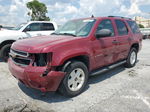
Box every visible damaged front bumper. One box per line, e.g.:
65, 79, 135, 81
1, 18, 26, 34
8, 58, 65, 92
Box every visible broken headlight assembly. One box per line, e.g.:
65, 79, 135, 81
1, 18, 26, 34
33, 53, 52, 67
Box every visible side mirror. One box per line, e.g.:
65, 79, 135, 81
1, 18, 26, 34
95, 29, 112, 38
23, 27, 31, 32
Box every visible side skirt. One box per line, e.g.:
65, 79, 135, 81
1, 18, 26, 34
90, 60, 126, 76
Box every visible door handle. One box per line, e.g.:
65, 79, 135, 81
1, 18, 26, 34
112, 40, 120, 44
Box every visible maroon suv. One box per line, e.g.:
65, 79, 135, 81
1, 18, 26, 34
8, 16, 142, 97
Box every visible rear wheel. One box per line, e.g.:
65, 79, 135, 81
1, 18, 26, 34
58, 61, 88, 97
0, 44, 11, 62
125, 48, 137, 68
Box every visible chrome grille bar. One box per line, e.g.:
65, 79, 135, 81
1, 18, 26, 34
10, 49, 29, 58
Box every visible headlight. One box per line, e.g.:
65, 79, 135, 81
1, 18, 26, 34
33, 53, 52, 67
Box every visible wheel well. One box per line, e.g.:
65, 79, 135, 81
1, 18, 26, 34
69, 55, 89, 69
131, 43, 139, 52
0, 40, 15, 49
56, 55, 90, 71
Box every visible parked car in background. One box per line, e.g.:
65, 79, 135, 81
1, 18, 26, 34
0, 25, 2, 30
9, 16, 142, 97
140, 28, 150, 39
2, 26, 14, 30
0, 21, 57, 61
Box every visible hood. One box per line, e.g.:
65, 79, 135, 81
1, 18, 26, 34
0, 29, 20, 36
12, 35, 82, 53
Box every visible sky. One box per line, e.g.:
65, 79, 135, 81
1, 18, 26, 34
0, 0, 150, 26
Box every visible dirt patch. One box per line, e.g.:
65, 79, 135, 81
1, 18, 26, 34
2, 103, 53, 112
143, 64, 150, 67
128, 69, 138, 77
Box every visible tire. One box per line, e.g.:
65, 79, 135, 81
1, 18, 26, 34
143, 35, 146, 39
58, 61, 89, 97
125, 48, 137, 68
0, 44, 11, 62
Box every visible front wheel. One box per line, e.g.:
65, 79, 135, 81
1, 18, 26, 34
125, 48, 137, 68
0, 44, 11, 62
58, 61, 88, 97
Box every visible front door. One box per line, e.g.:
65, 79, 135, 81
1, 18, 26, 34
23, 23, 43, 37
93, 19, 118, 68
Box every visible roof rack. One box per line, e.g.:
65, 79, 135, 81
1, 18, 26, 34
108, 16, 132, 20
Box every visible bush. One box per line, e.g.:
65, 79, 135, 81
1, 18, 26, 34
139, 24, 144, 28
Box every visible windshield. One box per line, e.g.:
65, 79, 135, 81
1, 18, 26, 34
53, 19, 96, 37
11, 23, 26, 30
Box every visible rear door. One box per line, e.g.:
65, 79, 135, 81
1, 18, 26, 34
114, 19, 131, 61
40, 23, 55, 35
94, 19, 118, 68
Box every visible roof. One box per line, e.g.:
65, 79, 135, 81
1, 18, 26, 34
28, 21, 56, 24
72, 16, 133, 21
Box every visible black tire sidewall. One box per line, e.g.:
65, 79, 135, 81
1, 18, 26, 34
0, 44, 11, 61
126, 48, 137, 67
60, 61, 88, 97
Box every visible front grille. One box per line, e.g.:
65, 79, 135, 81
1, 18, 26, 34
10, 49, 29, 57
11, 56, 31, 66
10, 49, 31, 66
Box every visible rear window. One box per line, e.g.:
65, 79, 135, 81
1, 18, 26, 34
41, 23, 55, 31
127, 21, 140, 34
115, 20, 128, 36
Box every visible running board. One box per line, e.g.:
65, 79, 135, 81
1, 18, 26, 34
90, 60, 126, 76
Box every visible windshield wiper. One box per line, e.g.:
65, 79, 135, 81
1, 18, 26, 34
59, 33, 76, 37
51, 32, 76, 37
51, 32, 60, 35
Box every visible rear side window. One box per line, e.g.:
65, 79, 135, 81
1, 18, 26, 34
41, 23, 55, 31
96, 19, 115, 36
115, 20, 128, 36
127, 21, 140, 34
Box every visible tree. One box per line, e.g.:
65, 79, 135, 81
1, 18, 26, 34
138, 24, 144, 28
26, 0, 50, 21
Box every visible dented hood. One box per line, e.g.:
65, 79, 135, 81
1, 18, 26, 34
12, 35, 81, 53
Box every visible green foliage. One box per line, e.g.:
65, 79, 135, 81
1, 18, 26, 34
26, 0, 50, 21
138, 24, 144, 28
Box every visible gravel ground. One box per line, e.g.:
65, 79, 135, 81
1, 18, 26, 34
0, 39, 150, 112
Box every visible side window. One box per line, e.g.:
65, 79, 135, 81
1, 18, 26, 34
115, 20, 128, 36
127, 21, 140, 34
97, 19, 115, 36
25, 23, 41, 31
41, 23, 55, 31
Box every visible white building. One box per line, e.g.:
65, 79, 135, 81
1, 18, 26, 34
135, 16, 150, 28
134, 16, 150, 28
